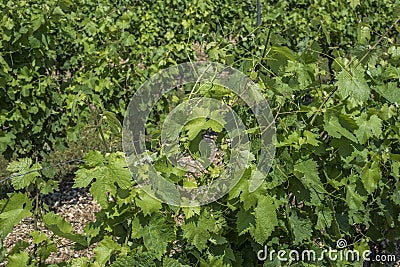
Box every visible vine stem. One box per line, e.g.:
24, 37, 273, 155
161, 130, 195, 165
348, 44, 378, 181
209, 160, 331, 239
33, 180, 41, 264
87, 102, 110, 152
310, 16, 400, 125
353, 16, 400, 69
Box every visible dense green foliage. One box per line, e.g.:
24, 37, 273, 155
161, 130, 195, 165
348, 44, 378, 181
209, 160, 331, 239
1, 0, 400, 266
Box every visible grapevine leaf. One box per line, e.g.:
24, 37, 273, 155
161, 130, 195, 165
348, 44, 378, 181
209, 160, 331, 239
199, 255, 228, 266
316, 207, 333, 230
103, 111, 122, 135
43, 212, 87, 246
8, 240, 29, 256
163, 257, 191, 267
30, 230, 47, 244
94, 236, 120, 266
324, 110, 357, 143
182, 206, 201, 219
184, 118, 222, 141
90, 175, 116, 208
74, 168, 97, 188
294, 159, 325, 194
373, 82, 400, 104
361, 161, 382, 194
74, 152, 131, 208
7, 251, 33, 267
182, 212, 216, 251
6, 158, 41, 190
251, 194, 278, 245
71, 257, 90, 267
348, 0, 360, 9
182, 222, 210, 251
271, 46, 298, 61
354, 114, 382, 144
346, 183, 367, 211
83, 150, 105, 167
288, 212, 312, 245
131, 216, 143, 240
236, 209, 254, 236
110, 254, 156, 267
336, 66, 370, 104
102, 152, 132, 189
142, 215, 175, 260
391, 181, 400, 205
303, 130, 320, 146
0, 193, 32, 239
136, 191, 162, 216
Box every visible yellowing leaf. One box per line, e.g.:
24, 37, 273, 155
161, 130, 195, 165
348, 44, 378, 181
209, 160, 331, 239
348, 0, 360, 9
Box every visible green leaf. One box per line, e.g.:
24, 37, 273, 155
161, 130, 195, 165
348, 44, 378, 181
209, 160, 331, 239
302, 130, 320, 146
346, 183, 367, 211
336, 66, 370, 104
8, 240, 30, 256
53, 6, 65, 15
142, 215, 175, 260
43, 212, 87, 246
348, 0, 360, 9
0, 193, 32, 239
184, 118, 222, 141
357, 25, 370, 44
294, 159, 325, 194
271, 46, 298, 61
136, 191, 162, 216
236, 209, 254, 236
103, 111, 122, 136
74, 152, 131, 208
361, 161, 382, 194
111, 254, 156, 267
251, 194, 278, 245
71, 257, 89, 267
316, 206, 333, 230
182, 212, 216, 251
94, 236, 120, 266
288, 212, 312, 245
324, 110, 357, 143
373, 82, 400, 104
6, 158, 41, 190
163, 257, 191, 267
183, 222, 209, 251
83, 150, 105, 167
30, 230, 48, 244
354, 114, 382, 144
7, 251, 33, 267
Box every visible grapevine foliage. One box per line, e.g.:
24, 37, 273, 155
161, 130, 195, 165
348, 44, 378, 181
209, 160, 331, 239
1, 0, 400, 266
